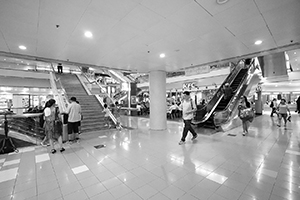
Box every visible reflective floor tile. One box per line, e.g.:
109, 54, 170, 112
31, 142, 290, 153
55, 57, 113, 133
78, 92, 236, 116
0, 167, 18, 183
135, 184, 158, 199
35, 154, 50, 163
206, 172, 228, 184
3, 159, 20, 167
286, 150, 300, 156
71, 165, 89, 175
63, 189, 88, 200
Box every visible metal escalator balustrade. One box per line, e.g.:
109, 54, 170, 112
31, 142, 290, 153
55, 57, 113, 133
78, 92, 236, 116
203, 68, 249, 128
192, 61, 244, 126
0, 112, 45, 148
213, 61, 257, 127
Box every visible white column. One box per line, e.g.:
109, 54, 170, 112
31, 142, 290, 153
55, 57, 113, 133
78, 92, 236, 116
12, 95, 23, 115
149, 70, 167, 130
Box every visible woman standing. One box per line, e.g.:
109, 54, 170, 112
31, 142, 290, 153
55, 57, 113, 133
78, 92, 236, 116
44, 99, 65, 154
277, 99, 291, 129
238, 96, 252, 136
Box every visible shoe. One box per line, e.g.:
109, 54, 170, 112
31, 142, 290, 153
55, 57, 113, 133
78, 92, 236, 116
242, 133, 245, 136
191, 135, 198, 141
179, 140, 185, 145
51, 149, 56, 154
277, 124, 281, 127
60, 148, 65, 153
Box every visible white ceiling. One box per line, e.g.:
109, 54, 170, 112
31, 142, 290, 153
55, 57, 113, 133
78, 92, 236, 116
0, 0, 300, 72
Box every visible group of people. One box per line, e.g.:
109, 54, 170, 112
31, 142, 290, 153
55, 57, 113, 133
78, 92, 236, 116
270, 98, 292, 129
178, 89, 258, 144
42, 97, 82, 154
102, 101, 122, 129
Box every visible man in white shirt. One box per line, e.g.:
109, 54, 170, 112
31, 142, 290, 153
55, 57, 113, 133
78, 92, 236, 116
179, 91, 198, 145
66, 97, 81, 141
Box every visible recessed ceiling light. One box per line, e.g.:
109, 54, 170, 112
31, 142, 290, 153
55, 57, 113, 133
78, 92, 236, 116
19, 45, 27, 50
217, 0, 229, 4
255, 40, 262, 45
294, 52, 297, 54
160, 53, 165, 58
296, 59, 298, 61
84, 31, 93, 38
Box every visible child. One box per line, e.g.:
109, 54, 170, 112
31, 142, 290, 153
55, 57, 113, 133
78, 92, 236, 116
114, 101, 122, 130
102, 104, 111, 128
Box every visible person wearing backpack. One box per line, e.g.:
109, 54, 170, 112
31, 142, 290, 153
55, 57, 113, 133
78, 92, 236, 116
178, 91, 198, 145
270, 98, 277, 117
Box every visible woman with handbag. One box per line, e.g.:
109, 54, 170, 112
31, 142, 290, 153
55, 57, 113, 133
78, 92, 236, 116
238, 96, 253, 136
44, 99, 65, 154
277, 99, 291, 129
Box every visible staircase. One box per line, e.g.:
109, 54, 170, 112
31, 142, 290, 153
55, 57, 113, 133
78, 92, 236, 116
56, 73, 113, 133
203, 68, 248, 128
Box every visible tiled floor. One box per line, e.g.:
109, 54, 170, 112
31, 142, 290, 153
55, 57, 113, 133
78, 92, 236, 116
0, 113, 300, 200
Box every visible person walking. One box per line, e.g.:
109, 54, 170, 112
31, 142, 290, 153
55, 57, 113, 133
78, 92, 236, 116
178, 91, 198, 145
102, 104, 111, 128
296, 96, 300, 114
277, 99, 291, 129
238, 95, 253, 136
66, 97, 81, 142
270, 98, 278, 117
43, 99, 65, 153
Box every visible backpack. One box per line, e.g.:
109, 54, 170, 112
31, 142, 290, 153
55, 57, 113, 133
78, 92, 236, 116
270, 101, 274, 108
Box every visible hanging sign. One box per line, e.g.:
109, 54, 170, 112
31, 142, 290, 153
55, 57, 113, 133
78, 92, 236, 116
185, 65, 210, 76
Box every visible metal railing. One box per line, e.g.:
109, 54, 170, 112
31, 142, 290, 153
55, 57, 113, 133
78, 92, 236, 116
192, 61, 244, 124
213, 60, 256, 126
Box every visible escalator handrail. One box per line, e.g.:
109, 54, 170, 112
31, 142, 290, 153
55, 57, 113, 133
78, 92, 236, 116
213, 60, 256, 126
192, 61, 243, 124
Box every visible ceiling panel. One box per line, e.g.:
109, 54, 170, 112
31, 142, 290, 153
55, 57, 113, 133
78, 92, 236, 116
0, 19, 37, 40
0, 1, 38, 26
167, 2, 221, 36
121, 5, 165, 31
226, 15, 267, 37
141, 0, 192, 18
213, 0, 260, 27
40, 0, 89, 19
88, 0, 139, 21
0, 36, 9, 52
195, 0, 247, 15
254, 0, 297, 13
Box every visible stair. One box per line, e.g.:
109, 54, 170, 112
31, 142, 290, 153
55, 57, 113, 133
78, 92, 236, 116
203, 68, 248, 128
56, 73, 114, 132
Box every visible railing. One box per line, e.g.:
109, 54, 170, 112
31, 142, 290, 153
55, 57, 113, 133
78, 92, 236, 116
49, 63, 69, 112
0, 109, 45, 150
78, 72, 118, 126
193, 61, 244, 124
213, 60, 256, 126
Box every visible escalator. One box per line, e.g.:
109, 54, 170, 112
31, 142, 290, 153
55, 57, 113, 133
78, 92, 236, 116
203, 68, 249, 128
193, 60, 253, 129
0, 113, 45, 152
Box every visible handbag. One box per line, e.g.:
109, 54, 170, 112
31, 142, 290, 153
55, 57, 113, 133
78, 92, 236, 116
239, 108, 255, 121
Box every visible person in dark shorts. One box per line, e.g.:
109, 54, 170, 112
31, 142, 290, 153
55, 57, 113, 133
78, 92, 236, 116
66, 97, 81, 142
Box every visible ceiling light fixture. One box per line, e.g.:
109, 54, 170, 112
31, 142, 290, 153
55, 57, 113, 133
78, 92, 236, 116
160, 53, 165, 58
294, 52, 297, 54
19, 45, 27, 50
217, 0, 229, 4
255, 40, 262, 45
84, 31, 93, 38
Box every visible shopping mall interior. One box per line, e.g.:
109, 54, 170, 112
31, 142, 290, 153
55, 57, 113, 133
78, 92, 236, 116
0, 0, 300, 200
